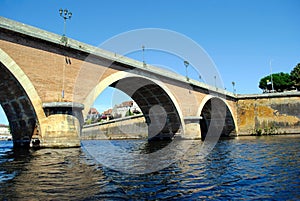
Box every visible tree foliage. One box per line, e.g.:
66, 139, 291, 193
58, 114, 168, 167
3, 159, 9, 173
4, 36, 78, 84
259, 72, 293, 92
290, 63, 300, 90
125, 108, 133, 117
259, 63, 300, 92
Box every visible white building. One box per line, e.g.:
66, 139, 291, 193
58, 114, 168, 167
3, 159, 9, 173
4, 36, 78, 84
112, 100, 141, 118
0, 124, 11, 140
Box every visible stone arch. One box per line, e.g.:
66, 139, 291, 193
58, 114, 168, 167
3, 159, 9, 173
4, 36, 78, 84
0, 48, 45, 147
197, 95, 236, 140
83, 71, 184, 139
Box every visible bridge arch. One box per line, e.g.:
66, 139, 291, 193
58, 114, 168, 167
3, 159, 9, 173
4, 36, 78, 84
197, 95, 237, 140
83, 71, 185, 139
0, 48, 46, 147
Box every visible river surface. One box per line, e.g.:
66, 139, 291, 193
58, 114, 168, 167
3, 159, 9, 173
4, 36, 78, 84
0, 135, 299, 200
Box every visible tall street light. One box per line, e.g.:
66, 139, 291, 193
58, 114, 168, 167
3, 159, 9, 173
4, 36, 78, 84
214, 75, 217, 89
59, 9, 72, 99
59, 8, 72, 44
232, 81, 236, 94
270, 60, 274, 92
142, 45, 146, 67
184, 60, 189, 81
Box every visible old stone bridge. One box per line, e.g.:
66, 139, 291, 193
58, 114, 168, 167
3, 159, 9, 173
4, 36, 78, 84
1, 17, 299, 148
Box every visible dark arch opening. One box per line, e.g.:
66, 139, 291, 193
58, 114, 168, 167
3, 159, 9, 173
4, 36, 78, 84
110, 77, 182, 140
200, 98, 236, 140
0, 62, 37, 147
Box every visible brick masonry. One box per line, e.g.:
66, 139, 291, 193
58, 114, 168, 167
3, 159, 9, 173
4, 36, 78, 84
0, 17, 299, 147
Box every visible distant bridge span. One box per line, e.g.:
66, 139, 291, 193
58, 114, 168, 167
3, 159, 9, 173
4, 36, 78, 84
0, 17, 252, 147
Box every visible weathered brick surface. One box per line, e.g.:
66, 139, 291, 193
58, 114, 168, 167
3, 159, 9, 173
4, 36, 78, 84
0, 38, 117, 104
237, 96, 300, 135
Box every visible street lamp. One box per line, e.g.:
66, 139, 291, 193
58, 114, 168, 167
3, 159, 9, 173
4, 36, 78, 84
59, 9, 72, 99
184, 60, 189, 81
232, 81, 236, 94
270, 60, 274, 92
214, 75, 217, 88
59, 8, 72, 44
142, 45, 146, 67
59, 8, 72, 36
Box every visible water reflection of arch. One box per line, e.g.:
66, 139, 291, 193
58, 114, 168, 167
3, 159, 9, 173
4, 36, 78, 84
197, 95, 237, 140
0, 148, 102, 200
0, 48, 45, 146
83, 71, 184, 139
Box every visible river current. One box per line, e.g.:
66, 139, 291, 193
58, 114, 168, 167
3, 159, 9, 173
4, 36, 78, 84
0, 135, 299, 200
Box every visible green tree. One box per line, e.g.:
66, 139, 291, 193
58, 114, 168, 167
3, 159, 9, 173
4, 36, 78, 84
290, 63, 300, 90
85, 119, 92, 125
259, 72, 293, 92
125, 108, 133, 117
259, 75, 271, 91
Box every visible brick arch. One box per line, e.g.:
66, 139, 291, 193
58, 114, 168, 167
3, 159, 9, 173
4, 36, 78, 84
197, 95, 237, 140
83, 71, 185, 139
0, 48, 45, 146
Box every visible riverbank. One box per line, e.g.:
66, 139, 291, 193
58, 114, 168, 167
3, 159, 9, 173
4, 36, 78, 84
81, 114, 299, 140
81, 114, 147, 140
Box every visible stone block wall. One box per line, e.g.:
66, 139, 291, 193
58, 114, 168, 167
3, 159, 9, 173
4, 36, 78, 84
237, 94, 300, 135
81, 115, 147, 140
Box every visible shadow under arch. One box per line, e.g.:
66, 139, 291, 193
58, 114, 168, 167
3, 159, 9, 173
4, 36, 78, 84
83, 71, 184, 140
0, 48, 45, 147
197, 95, 236, 140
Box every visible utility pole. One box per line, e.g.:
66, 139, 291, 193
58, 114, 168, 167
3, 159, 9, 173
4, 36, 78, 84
270, 60, 274, 92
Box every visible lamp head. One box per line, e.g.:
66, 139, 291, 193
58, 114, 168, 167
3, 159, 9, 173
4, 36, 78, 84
184, 60, 189, 67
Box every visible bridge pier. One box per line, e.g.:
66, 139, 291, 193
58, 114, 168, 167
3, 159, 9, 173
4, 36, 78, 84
38, 102, 84, 148
183, 116, 202, 139
40, 114, 81, 148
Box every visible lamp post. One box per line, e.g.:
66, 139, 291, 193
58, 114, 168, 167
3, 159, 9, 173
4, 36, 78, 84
214, 75, 217, 88
59, 9, 72, 44
270, 60, 274, 92
142, 45, 146, 67
232, 81, 236, 94
59, 8, 72, 36
59, 9, 72, 99
184, 60, 189, 81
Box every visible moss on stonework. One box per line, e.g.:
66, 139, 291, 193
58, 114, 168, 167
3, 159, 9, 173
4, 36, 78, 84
252, 125, 279, 136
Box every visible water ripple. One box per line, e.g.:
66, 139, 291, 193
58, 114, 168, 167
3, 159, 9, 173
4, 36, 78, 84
0, 135, 299, 200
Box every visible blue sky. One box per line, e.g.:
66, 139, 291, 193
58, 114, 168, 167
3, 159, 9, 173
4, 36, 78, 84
0, 0, 299, 124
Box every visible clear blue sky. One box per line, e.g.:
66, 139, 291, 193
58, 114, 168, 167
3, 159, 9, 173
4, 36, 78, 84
0, 0, 299, 124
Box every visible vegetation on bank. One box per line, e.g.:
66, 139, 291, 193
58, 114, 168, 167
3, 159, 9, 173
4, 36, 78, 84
252, 125, 280, 136
259, 63, 300, 92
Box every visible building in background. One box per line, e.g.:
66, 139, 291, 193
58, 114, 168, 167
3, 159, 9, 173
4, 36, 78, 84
85, 108, 101, 124
112, 101, 141, 118
0, 124, 11, 140
85, 100, 142, 124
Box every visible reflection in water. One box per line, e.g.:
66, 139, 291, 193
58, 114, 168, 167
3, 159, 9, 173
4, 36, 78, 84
82, 139, 199, 174
0, 135, 299, 200
0, 145, 105, 200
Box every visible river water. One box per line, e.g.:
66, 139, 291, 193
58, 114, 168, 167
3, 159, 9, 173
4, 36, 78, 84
0, 135, 299, 200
